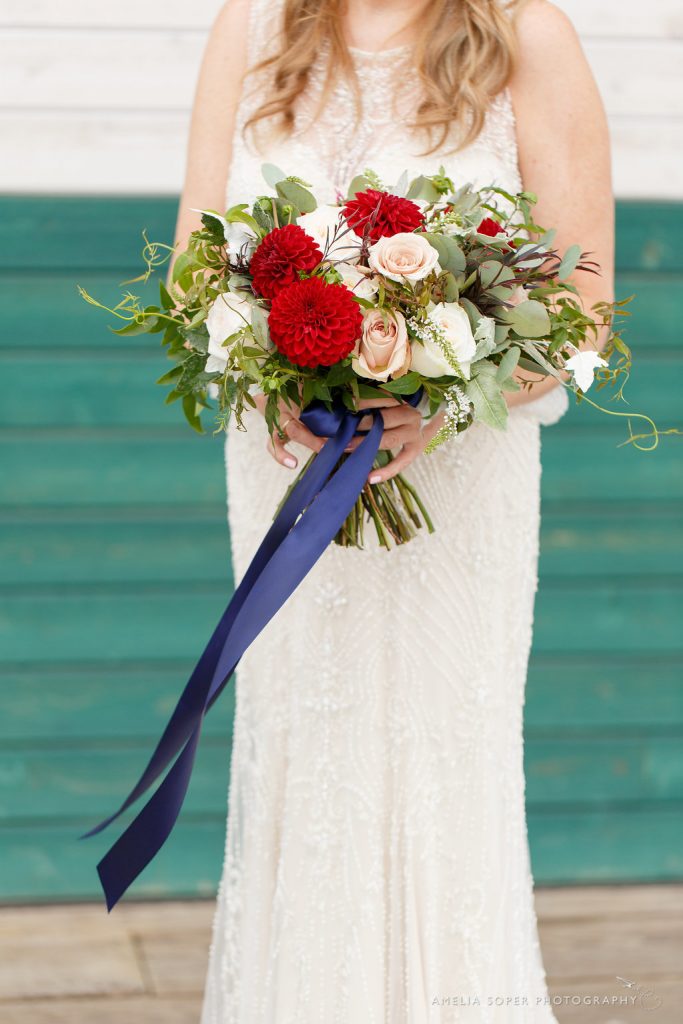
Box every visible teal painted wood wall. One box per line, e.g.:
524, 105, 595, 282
0, 197, 681, 902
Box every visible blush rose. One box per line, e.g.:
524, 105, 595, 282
368, 232, 440, 284
352, 308, 411, 382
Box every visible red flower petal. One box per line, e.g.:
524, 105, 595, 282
250, 224, 323, 299
268, 277, 362, 368
342, 189, 424, 243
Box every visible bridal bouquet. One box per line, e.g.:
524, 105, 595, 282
79, 166, 671, 912
81, 165, 636, 550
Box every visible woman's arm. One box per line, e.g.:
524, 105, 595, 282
507, 0, 615, 406
167, 0, 251, 285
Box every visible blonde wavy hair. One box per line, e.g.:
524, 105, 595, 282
244, 0, 520, 155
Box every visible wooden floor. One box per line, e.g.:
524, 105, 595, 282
0, 885, 681, 1023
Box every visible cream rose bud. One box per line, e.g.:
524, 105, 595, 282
410, 302, 477, 379
353, 308, 411, 382
335, 261, 379, 301
204, 291, 252, 373
297, 205, 362, 260
368, 232, 440, 284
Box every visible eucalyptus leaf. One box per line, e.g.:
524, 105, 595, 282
251, 304, 271, 349
261, 162, 286, 189
406, 175, 441, 203
347, 174, 373, 199
496, 345, 520, 382
558, 243, 582, 280
504, 299, 551, 339
424, 233, 466, 273
458, 296, 482, 333
394, 169, 410, 196
520, 341, 566, 383
276, 180, 317, 213
442, 272, 461, 303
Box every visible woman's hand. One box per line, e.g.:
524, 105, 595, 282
344, 396, 446, 484
253, 392, 327, 469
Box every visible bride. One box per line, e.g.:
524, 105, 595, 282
170, 0, 613, 1020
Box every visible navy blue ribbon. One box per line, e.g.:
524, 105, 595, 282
81, 388, 421, 911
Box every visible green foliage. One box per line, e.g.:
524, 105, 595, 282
465, 363, 508, 430
77, 166, 665, 455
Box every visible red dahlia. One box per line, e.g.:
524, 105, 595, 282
268, 276, 362, 368
342, 188, 424, 243
477, 216, 506, 238
250, 224, 322, 299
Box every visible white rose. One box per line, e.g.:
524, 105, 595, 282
410, 302, 477, 379
564, 349, 608, 392
368, 232, 441, 283
224, 221, 257, 262
335, 261, 379, 300
297, 205, 362, 260
204, 291, 252, 373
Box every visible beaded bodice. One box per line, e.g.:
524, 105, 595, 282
225, 1, 522, 208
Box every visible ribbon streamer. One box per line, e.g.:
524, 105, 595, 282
81, 389, 421, 910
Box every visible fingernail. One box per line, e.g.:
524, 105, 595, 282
368, 473, 381, 484
284, 456, 297, 468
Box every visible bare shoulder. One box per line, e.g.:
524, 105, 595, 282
509, 0, 584, 67
205, 0, 252, 57
213, 0, 252, 33
509, 0, 600, 110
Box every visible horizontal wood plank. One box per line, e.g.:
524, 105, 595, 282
0, 654, 680, 743
1, 735, 681, 823
0, 197, 680, 272
0, 196, 177, 269
0, 664, 235, 741
525, 736, 683, 803
0, 818, 226, 901
2, 351, 680, 428
2, 806, 682, 901
0, 435, 227, 507
3, 31, 682, 119
528, 805, 683, 883
2, 111, 683, 198
1, 653, 680, 743
2, 0, 682, 39
1, 509, 681, 586
0, 741, 232, 821
1, 428, 680, 508
0, 0, 222, 30
1, 582, 681, 664
526, 657, 683, 731
1, 272, 679, 359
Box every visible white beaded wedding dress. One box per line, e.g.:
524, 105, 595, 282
201, 2, 567, 1021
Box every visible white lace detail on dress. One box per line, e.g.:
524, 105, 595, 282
201, 2, 562, 1020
